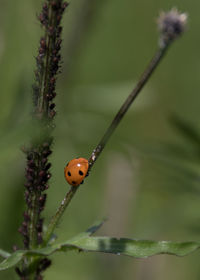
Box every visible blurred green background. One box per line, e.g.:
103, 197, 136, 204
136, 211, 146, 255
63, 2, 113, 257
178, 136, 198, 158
1, 0, 200, 279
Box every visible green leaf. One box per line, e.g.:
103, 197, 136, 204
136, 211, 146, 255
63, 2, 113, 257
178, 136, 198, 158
0, 249, 11, 259
1, 237, 200, 271
0, 219, 106, 271
67, 218, 106, 242
68, 237, 200, 258
0, 251, 24, 271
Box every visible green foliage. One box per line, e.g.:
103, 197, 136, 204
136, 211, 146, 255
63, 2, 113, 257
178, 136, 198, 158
1, 220, 200, 271
0, 249, 11, 259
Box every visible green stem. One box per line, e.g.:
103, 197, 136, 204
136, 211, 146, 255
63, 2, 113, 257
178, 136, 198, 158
88, 44, 170, 167
44, 43, 170, 245
43, 187, 78, 245
28, 153, 43, 249
29, 193, 39, 248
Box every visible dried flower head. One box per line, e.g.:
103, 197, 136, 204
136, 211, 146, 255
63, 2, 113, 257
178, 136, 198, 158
157, 8, 187, 47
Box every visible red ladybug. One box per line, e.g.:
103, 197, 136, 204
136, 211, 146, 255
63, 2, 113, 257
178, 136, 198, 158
64, 158, 89, 187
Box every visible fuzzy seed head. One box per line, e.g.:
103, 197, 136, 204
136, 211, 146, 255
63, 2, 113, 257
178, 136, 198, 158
157, 8, 187, 47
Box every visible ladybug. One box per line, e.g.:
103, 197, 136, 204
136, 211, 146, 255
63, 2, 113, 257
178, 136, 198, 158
64, 157, 89, 187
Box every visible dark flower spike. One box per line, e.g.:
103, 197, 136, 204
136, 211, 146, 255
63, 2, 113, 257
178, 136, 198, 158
17, 1, 68, 279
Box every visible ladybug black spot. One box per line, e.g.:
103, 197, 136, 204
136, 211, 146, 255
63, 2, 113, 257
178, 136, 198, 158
79, 170, 84, 176
72, 181, 76, 185
67, 171, 71, 176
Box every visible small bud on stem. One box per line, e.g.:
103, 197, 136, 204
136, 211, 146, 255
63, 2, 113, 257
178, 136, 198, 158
157, 8, 187, 47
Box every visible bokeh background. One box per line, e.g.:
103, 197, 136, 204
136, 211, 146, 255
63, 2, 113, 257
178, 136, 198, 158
1, 0, 200, 279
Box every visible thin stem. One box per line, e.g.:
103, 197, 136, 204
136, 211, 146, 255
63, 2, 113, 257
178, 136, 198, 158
88, 44, 170, 167
29, 193, 38, 248
43, 187, 78, 245
44, 43, 170, 245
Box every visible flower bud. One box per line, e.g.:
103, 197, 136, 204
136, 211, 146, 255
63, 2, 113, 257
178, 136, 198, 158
157, 8, 187, 47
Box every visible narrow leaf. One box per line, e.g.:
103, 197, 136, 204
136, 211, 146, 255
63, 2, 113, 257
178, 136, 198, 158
1, 237, 200, 271
69, 237, 200, 258
67, 218, 106, 242
0, 219, 106, 271
0, 249, 11, 259
0, 251, 24, 271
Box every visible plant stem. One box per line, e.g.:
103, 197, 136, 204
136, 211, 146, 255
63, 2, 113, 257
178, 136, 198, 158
44, 43, 171, 245
88, 44, 170, 167
17, 1, 68, 278
43, 187, 78, 245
